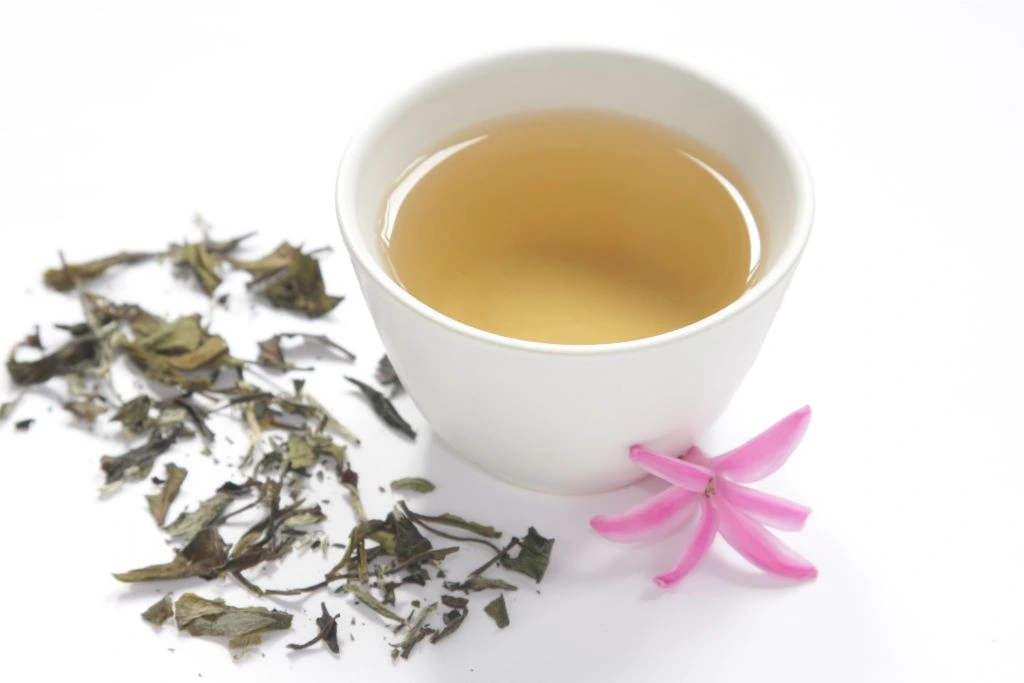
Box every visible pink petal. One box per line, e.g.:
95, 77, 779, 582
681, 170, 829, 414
718, 479, 811, 531
591, 488, 700, 543
716, 500, 817, 580
713, 406, 812, 483
654, 497, 718, 588
630, 445, 714, 492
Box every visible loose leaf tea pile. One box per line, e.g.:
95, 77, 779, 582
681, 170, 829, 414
2, 218, 554, 661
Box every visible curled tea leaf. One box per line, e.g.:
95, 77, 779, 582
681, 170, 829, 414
287, 602, 340, 654
389, 478, 435, 494
174, 593, 292, 649
342, 584, 406, 624
443, 576, 518, 593
228, 242, 301, 278
100, 429, 181, 486
164, 492, 234, 541
483, 594, 510, 629
247, 246, 342, 318
257, 333, 355, 372
286, 435, 317, 470
501, 527, 554, 583
146, 463, 187, 526
440, 595, 468, 610
141, 594, 174, 626
44, 251, 155, 292
345, 377, 416, 440
111, 395, 154, 435
115, 527, 230, 582
7, 335, 99, 386
430, 608, 468, 644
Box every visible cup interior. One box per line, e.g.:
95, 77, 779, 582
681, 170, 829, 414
336, 48, 813, 350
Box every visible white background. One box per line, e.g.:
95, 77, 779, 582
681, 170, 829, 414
1, 1, 1022, 681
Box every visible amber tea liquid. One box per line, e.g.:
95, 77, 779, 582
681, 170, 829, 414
379, 110, 760, 345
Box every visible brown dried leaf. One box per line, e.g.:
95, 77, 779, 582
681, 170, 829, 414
249, 249, 342, 318
164, 492, 234, 541
115, 527, 230, 582
100, 430, 181, 486
483, 594, 510, 629
7, 335, 99, 386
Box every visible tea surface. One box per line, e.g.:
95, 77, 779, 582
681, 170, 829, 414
380, 110, 760, 344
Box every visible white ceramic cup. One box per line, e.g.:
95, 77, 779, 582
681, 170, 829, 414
336, 48, 813, 495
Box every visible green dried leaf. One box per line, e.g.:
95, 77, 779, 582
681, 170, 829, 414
394, 515, 433, 563
0, 401, 15, 421
425, 511, 501, 540
44, 251, 154, 292
133, 315, 206, 355
389, 477, 435, 494
443, 576, 518, 593
440, 595, 468, 610
63, 397, 108, 422
501, 527, 554, 583
111, 395, 154, 435
174, 593, 292, 647
345, 377, 416, 440
390, 602, 437, 660
228, 242, 302, 278
287, 602, 340, 653
170, 242, 222, 295
164, 492, 234, 541
7, 335, 99, 386
430, 608, 468, 644
141, 594, 174, 626
285, 435, 317, 470
146, 463, 187, 526
248, 248, 342, 318
483, 594, 510, 629
115, 527, 229, 582
100, 430, 180, 486
342, 584, 406, 624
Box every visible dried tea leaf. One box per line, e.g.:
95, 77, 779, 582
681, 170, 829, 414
287, 602, 339, 653
0, 400, 17, 421
15, 418, 34, 432
165, 492, 234, 541
257, 333, 355, 371
249, 248, 342, 318
483, 594, 510, 629
174, 593, 292, 646
63, 397, 108, 422
345, 377, 416, 440
146, 463, 187, 526
390, 602, 437, 660
229, 242, 302, 278
44, 251, 154, 292
285, 435, 317, 470
100, 430, 180, 485
443, 576, 518, 593
115, 527, 229, 582
430, 608, 468, 644
501, 527, 554, 583
111, 395, 154, 435
440, 595, 468, 610
133, 315, 206, 355
7, 335, 98, 386
389, 478, 435, 494
394, 515, 432, 563
375, 354, 401, 392
142, 594, 174, 626
342, 584, 406, 624
413, 511, 501, 539
170, 242, 222, 295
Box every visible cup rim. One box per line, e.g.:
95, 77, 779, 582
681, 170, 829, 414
335, 46, 814, 357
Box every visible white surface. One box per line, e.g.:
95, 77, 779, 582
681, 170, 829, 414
0, 1, 1021, 681
337, 48, 812, 493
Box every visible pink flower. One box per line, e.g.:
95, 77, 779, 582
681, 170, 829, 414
591, 406, 817, 588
